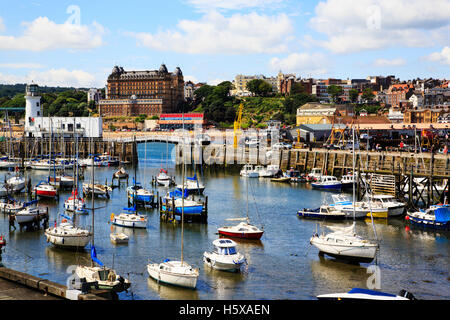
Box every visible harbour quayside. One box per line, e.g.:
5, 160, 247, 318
1, 20, 450, 310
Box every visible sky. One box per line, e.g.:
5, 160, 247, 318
0, 0, 449, 88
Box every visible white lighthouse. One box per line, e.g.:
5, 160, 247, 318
23, 82, 103, 139
24, 83, 42, 137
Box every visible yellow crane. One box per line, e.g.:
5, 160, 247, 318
234, 103, 244, 149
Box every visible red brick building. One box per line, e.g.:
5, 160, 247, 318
99, 64, 184, 117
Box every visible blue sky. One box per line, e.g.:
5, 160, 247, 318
0, 0, 449, 88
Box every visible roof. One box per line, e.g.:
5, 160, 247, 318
298, 123, 346, 132
213, 239, 237, 248
299, 102, 336, 110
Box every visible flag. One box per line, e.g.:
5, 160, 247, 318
91, 246, 104, 267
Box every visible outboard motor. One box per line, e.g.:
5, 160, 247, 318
399, 289, 417, 300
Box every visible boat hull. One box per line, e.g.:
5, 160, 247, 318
311, 239, 377, 263
297, 211, 346, 220
45, 232, 91, 249
112, 218, 147, 229
203, 254, 245, 272
147, 264, 198, 289
161, 204, 204, 215
217, 229, 263, 240
311, 183, 342, 190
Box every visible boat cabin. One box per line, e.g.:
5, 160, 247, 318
213, 239, 238, 256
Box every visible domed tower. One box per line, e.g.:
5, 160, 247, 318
24, 83, 42, 134
159, 64, 168, 74
174, 67, 183, 77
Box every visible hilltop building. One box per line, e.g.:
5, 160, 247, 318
99, 64, 185, 117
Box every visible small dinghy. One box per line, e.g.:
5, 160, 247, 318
110, 232, 129, 244
113, 167, 129, 179
271, 177, 290, 183
317, 288, 416, 301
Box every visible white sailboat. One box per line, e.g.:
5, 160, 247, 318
45, 214, 92, 249
310, 126, 379, 263
75, 152, 131, 292
147, 115, 199, 289
217, 178, 264, 240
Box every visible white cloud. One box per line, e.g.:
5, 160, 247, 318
184, 75, 199, 83
208, 78, 227, 86
309, 0, 450, 54
373, 58, 406, 67
427, 47, 450, 65
269, 53, 328, 76
128, 11, 293, 54
185, 0, 283, 10
0, 16, 105, 51
0, 62, 45, 69
0, 68, 99, 87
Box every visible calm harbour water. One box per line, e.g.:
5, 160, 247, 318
1, 142, 449, 300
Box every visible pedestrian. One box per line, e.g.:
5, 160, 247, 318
9, 214, 16, 231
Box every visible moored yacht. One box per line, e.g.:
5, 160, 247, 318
203, 239, 247, 272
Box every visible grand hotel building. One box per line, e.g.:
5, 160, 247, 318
99, 64, 185, 117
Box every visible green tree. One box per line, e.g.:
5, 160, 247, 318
246, 79, 272, 96
349, 89, 359, 103
362, 88, 375, 103
327, 85, 343, 103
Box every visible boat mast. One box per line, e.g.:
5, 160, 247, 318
352, 125, 356, 222
181, 113, 185, 265
91, 137, 95, 267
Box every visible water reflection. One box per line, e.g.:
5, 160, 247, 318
310, 256, 370, 296
146, 277, 200, 300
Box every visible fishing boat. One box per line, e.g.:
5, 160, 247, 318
286, 168, 305, 183
156, 168, 174, 187
297, 205, 346, 220
310, 223, 379, 263
148, 122, 199, 289
113, 167, 129, 179
176, 174, 205, 195
15, 205, 47, 224
341, 173, 356, 189
110, 232, 129, 244
365, 194, 406, 217
110, 207, 148, 229
307, 168, 322, 182
311, 176, 342, 190
29, 159, 65, 171
317, 288, 416, 301
75, 155, 131, 293
240, 164, 259, 178
203, 239, 247, 272
331, 194, 388, 219
406, 204, 450, 230
45, 216, 92, 249
218, 178, 264, 240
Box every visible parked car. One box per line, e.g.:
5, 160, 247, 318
272, 142, 292, 150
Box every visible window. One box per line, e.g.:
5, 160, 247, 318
76, 123, 81, 129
